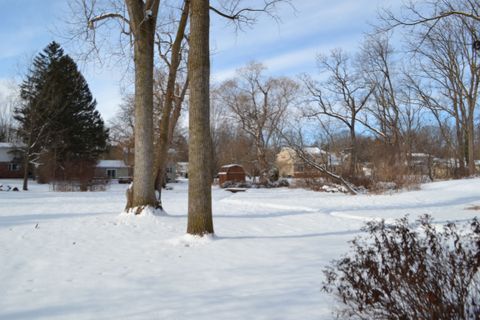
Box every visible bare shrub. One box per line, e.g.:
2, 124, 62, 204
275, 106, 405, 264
51, 179, 108, 192
292, 178, 326, 191
323, 215, 480, 320
292, 178, 348, 193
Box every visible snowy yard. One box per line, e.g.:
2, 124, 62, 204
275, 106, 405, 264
0, 178, 479, 319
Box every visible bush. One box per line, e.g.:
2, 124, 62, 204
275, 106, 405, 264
50, 179, 109, 192
323, 215, 480, 320
292, 178, 347, 193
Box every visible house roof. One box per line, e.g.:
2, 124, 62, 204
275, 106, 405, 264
97, 160, 129, 168
303, 147, 326, 155
278, 146, 342, 166
221, 164, 242, 169
219, 164, 244, 173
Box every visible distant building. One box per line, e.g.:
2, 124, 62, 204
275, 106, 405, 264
95, 160, 131, 180
164, 148, 177, 183
0, 143, 23, 179
276, 147, 341, 178
165, 161, 176, 182
218, 164, 246, 186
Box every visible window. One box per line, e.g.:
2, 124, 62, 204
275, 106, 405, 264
8, 163, 20, 171
106, 169, 116, 179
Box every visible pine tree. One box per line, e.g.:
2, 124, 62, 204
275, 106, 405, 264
15, 42, 108, 189
15, 42, 64, 190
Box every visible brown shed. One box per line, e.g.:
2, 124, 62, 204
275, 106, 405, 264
218, 164, 246, 186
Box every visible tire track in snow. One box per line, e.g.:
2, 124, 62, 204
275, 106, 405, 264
219, 198, 319, 214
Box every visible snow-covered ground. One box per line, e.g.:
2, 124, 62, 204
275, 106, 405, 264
0, 178, 478, 319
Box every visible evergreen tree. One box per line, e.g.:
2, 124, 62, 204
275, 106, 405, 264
15, 42, 108, 189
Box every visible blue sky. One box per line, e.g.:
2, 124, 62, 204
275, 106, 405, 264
0, 0, 400, 121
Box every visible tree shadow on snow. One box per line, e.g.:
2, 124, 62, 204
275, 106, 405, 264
215, 228, 362, 241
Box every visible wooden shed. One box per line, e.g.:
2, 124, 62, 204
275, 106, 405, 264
218, 164, 246, 186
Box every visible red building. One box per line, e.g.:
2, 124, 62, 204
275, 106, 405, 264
218, 164, 246, 186
0, 143, 23, 179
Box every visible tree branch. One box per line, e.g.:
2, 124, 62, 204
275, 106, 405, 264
88, 13, 130, 29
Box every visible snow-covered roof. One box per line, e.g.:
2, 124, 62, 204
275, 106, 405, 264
0, 143, 22, 162
97, 160, 129, 168
281, 146, 328, 156
221, 164, 241, 168
411, 153, 430, 158
303, 147, 326, 155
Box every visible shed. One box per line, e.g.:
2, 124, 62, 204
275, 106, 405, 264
218, 164, 246, 186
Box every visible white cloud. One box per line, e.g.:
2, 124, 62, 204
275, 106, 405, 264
212, 35, 362, 82
211, 68, 237, 82
210, 0, 400, 82
211, 0, 395, 55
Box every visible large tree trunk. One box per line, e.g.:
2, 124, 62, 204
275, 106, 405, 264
467, 117, 475, 175
349, 125, 357, 176
455, 117, 466, 176
256, 139, 269, 182
22, 151, 29, 191
187, 0, 214, 235
124, 0, 159, 213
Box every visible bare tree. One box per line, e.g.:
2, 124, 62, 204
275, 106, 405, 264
153, 0, 190, 207
280, 125, 358, 195
398, 11, 480, 175
75, 0, 161, 213
186, 0, 292, 235
360, 35, 402, 145
187, 0, 214, 235
108, 95, 135, 166
381, 0, 480, 30
123, 0, 161, 212
303, 49, 375, 175
218, 62, 298, 181
0, 84, 19, 143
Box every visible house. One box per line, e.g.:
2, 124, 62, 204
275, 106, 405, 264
95, 160, 131, 180
276, 147, 341, 178
218, 164, 246, 186
0, 143, 23, 179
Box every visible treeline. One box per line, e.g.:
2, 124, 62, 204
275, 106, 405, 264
107, 3, 480, 191
3, 0, 479, 196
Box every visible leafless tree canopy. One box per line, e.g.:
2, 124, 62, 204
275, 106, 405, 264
217, 62, 298, 178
